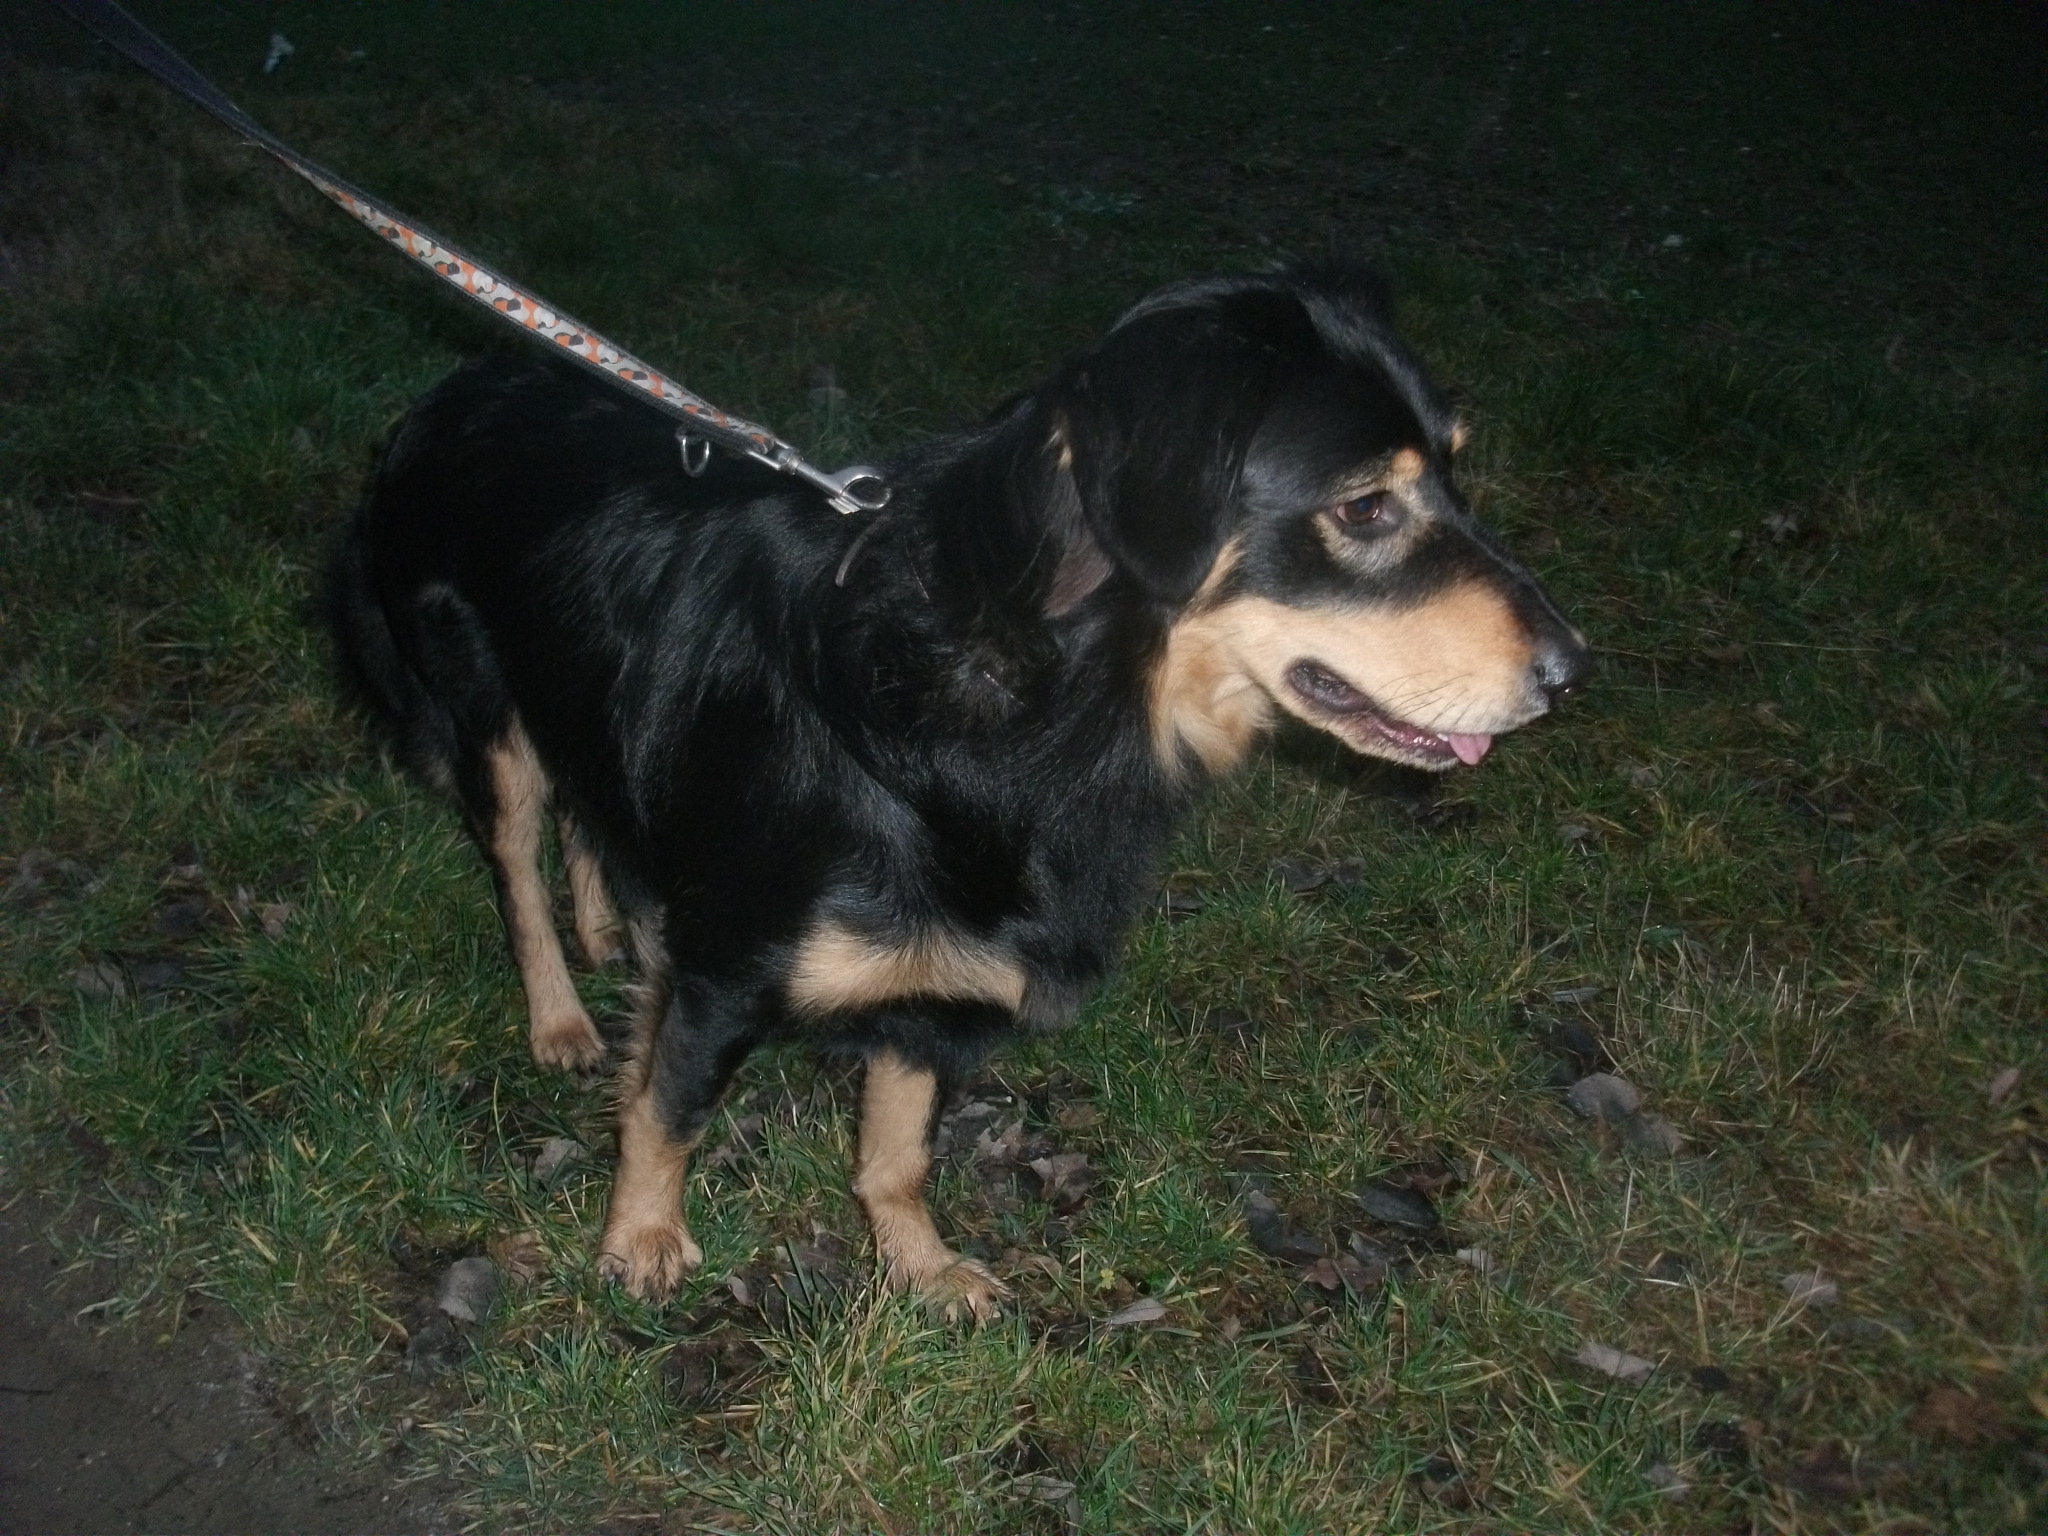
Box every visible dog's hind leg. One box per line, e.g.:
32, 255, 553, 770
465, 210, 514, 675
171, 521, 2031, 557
482, 726, 606, 1071
854, 1049, 1010, 1322
558, 811, 626, 969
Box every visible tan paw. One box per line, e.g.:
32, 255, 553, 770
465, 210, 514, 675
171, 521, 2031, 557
597, 1219, 703, 1301
896, 1255, 1010, 1324
529, 1008, 606, 1072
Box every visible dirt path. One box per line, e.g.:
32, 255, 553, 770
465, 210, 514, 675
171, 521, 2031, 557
0, 1193, 449, 1536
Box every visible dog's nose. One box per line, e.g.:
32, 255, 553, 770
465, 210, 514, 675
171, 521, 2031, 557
1533, 630, 1591, 706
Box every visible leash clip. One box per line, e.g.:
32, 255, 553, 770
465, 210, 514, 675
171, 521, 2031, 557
748, 442, 890, 516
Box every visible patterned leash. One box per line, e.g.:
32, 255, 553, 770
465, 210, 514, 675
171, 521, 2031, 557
46, 0, 890, 516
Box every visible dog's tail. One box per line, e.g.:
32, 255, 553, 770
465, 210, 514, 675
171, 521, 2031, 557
325, 516, 459, 787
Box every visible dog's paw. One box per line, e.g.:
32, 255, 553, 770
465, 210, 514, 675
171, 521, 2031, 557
898, 1255, 1010, 1324
529, 1008, 606, 1072
597, 1219, 703, 1301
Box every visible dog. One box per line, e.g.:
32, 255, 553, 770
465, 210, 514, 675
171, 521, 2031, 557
328, 264, 1588, 1319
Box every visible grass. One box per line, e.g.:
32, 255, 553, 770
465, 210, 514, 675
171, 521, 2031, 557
1, 2, 2042, 1531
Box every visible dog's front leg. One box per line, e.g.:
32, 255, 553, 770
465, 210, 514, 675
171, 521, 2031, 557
854, 1048, 1010, 1322
598, 982, 751, 1300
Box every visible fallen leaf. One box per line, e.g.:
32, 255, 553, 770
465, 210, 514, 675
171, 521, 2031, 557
1355, 1181, 1439, 1231
1243, 1192, 1325, 1264
1027, 1152, 1096, 1213
1101, 1296, 1167, 1328
1054, 1102, 1100, 1130
974, 1118, 1026, 1166
1781, 1270, 1839, 1307
435, 1255, 502, 1324
1576, 1339, 1656, 1384
1550, 985, 1604, 1004
258, 902, 293, 939
1987, 1066, 2020, 1105
489, 1230, 546, 1286
1300, 1257, 1343, 1293
702, 1112, 765, 1170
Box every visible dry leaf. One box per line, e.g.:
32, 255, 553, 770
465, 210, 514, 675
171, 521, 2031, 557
1987, 1066, 2020, 1105
489, 1230, 546, 1286
1576, 1339, 1655, 1383
1101, 1296, 1167, 1328
1781, 1270, 1839, 1306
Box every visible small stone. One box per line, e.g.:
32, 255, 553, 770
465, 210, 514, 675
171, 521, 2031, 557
1661, 233, 1686, 248
72, 961, 128, 1000
1781, 1270, 1838, 1306
434, 1256, 501, 1324
1622, 1113, 1685, 1154
1272, 856, 1329, 894
530, 1136, 585, 1186
1566, 1072, 1642, 1122
1355, 1181, 1438, 1231
1644, 1461, 1690, 1498
1576, 1339, 1656, 1384
1454, 1245, 1495, 1276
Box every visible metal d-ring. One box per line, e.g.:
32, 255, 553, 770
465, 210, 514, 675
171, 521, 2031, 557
679, 433, 712, 476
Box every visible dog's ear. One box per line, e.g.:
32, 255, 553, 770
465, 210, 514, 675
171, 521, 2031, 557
1050, 302, 1285, 605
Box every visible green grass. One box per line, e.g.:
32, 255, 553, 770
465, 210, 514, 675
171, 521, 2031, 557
2, 3, 2042, 1531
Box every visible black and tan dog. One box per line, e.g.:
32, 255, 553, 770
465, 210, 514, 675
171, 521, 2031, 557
329, 265, 1587, 1318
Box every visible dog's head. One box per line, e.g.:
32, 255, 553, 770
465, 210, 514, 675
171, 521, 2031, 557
1043, 265, 1588, 778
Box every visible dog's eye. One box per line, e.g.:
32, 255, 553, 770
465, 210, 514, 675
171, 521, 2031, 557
1331, 492, 1401, 533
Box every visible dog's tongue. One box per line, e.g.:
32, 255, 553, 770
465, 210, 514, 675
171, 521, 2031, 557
1445, 733, 1493, 766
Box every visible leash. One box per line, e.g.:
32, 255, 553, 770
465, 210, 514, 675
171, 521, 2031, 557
45, 0, 889, 517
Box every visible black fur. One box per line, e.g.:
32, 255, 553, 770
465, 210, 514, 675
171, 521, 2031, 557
330, 265, 1586, 1297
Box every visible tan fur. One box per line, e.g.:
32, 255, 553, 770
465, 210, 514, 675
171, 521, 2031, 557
787, 921, 1028, 1015
557, 812, 624, 967
596, 988, 701, 1299
1390, 446, 1427, 480
1150, 576, 1538, 774
853, 1052, 1007, 1321
1449, 420, 1471, 454
485, 726, 604, 1070
1147, 539, 1274, 777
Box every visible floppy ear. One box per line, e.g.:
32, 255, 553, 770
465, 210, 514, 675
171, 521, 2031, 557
1051, 313, 1274, 606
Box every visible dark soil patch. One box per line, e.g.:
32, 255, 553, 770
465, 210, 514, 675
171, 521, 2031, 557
0, 1193, 449, 1536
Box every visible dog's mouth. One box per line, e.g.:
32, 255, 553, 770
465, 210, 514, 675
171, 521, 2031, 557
1287, 661, 1494, 768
